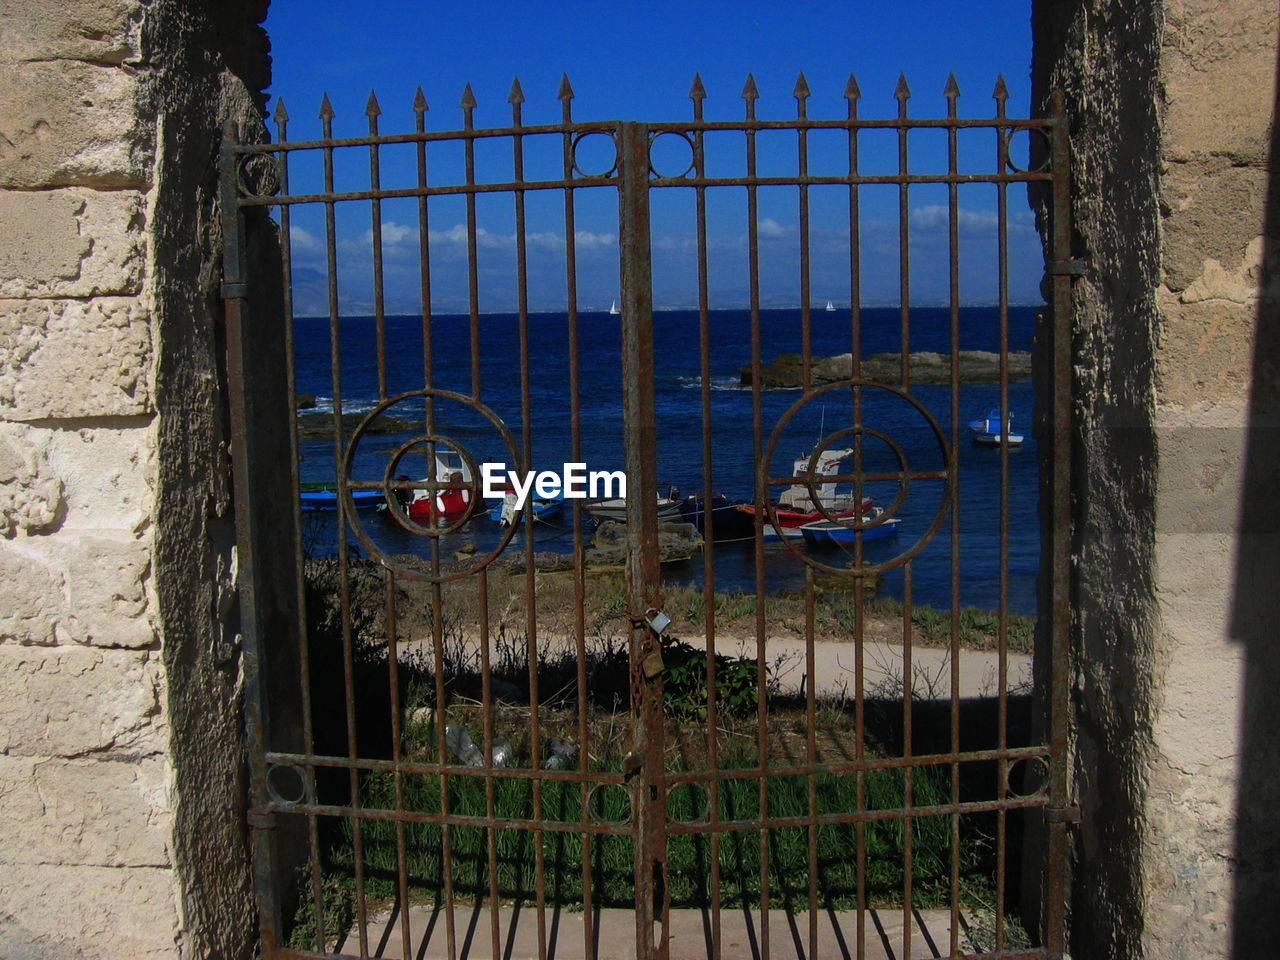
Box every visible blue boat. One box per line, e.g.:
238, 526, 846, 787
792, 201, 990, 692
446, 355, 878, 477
798, 515, 901, 547
299, 487, 384, 512
970, 409, 1025, 447
488, 492, 566, 527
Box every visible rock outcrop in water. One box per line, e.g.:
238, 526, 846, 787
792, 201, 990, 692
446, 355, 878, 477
739, 350, 1031, 388
295, 411, 418, 439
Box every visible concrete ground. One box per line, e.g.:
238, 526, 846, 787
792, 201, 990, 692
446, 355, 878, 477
347, 903, 969, 959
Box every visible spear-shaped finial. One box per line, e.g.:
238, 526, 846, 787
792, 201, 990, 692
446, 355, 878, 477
793, 71, 811, 102
508, 76, 525, 104
273, 98, 289, 124
944, 72, 960, 99
557, 73, 575, 101
741, 73, 760, 102
318, 92, 335, 120
460, 82, 477, 110
412, 86, 428, 113
894, 73, 912, 101
843, 74, 861, 101
365, 90, 382, 117
992, 73, 1009, 101
689, 72, 707, 102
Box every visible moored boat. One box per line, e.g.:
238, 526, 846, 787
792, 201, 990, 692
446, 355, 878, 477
299, 485, 384, 511
799, 512, 902, 547
679, 493, 755, 542
737, 448, 874, 538
490, 491, 566, 527
388, 445, 478, 524
970, 410, 1024, 447
585, 484, 684, 525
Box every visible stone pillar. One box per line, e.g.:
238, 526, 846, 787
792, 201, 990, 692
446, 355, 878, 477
0, 2, 276, 957
1032, 1, 1279, 957
1154, 3, 1278, 958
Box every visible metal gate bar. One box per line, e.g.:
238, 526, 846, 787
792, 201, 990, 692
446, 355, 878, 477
222, 72, 1075, 960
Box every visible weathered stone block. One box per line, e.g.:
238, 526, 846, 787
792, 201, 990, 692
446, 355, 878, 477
0, 533, 153, 647
0, 0, 143, 65
1162, 162, 1271, 293
0, 297, 152, 419
1155, 287, 1255, 402
0, 428, 63, 537
38, 421, 154, 533
0, 645, 163, 757
0, 863, 179, 960
0, 189, 145, 298
0, 755, 171, 866
1162, 0, 1279, 162
0, 60, 151, 188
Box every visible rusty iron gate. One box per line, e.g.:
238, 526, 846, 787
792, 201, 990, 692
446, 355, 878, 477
222, 72, 1075, 960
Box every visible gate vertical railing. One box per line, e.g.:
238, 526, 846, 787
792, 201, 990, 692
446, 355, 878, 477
616, 119, 667, 958
222, 73, 1077, 960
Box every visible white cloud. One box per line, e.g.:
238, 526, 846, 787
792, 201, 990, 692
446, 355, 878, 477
289, 225, 321, 251
573, 230, 616, 250
378, 221, 415, 246
908, 204, 1038, 237
757, 217, 789, 239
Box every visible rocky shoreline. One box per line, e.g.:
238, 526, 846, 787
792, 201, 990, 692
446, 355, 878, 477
740, 350, 1031, 388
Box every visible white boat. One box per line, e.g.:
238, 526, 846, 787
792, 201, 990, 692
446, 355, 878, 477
609, 300, 620, 315
825, 300, 836, 312
585, 484, 684, 524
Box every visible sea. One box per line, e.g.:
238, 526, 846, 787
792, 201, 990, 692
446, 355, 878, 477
294, 306, 1041, 615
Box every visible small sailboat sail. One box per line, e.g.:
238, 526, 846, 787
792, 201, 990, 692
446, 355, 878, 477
609, 300, 620, 315
825, 300, 836, 312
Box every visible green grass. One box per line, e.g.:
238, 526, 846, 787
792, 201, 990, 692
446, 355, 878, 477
300, 761, 992, 932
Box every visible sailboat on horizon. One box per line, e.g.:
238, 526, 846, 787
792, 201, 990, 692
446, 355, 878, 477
825, 299, 836, 312
609, 299, 620, 315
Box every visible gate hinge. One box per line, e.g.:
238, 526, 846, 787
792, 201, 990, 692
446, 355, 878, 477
248, 809, 277, 830
1046, 259, 1086, 278
1044, 804, 1081, 824
221, 280, 249, 299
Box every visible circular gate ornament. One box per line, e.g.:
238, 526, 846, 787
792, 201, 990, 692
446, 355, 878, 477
761, 380, 953, 577
340, 388, 524, 583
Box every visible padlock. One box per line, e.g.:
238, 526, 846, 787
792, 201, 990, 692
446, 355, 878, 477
645, 608, 671, 635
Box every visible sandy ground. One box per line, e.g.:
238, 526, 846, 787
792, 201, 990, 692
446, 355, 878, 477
401, 630, 1032, 703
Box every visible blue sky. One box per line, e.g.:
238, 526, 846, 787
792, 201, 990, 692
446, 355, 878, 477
263, 1, 1041, 315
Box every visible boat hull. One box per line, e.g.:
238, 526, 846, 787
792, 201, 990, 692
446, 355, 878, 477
679, 495, 755, 541
972, 432, 1024, 447
407, 487, 474, 523
300, 488, 384, 512
799, 517, 902, 546
489, 495, 566, 526
585, 497, 684, 525
736, 499, 871, 539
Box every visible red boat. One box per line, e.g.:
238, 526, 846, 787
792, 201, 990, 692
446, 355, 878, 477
736, 498, 874, 539
739, 447, 874, 539
407, 484, 474, 523
398, 447, 476, 525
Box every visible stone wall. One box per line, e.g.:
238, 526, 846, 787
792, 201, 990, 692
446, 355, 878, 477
0, 2, 275, 957
1033, 1, 1278, 957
